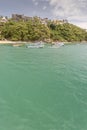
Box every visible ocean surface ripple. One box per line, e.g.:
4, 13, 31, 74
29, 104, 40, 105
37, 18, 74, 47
0, 44, 87, 130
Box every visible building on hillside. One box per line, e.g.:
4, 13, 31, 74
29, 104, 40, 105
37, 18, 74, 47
0, 17, 8, 23
31, 16, 49, 25
0, 17, 8, 26
62, 19, 68, 23
24, 16, 32, 21
52, 19, 68, 25
52, 19, 64, 25
40, 18, 48, 25
12, 14, 32, 22
12, 14, 24, 21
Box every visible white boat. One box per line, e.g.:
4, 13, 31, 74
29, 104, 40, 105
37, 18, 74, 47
27, 44, 44, 48
57, 42, 64, 46
26, 41, 44, 48
50, 42, 64, 48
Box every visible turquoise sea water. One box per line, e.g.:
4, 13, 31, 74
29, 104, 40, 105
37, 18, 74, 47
0, 44, 87, 130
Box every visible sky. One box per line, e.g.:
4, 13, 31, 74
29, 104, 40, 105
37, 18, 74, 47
0, 0, 87, 29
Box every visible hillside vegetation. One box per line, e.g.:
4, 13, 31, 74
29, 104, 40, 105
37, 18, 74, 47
0, 17, 87, 42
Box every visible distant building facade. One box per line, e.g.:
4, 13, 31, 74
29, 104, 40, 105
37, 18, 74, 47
0, 17, 8, 23
12, 14, 50, 26
0, 14, 68, 27
40, 18, 48, 25
52, 19, 68, 25
12, 14, 32, 22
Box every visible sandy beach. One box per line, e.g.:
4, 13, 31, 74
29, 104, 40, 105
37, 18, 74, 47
0, 40, 28, 44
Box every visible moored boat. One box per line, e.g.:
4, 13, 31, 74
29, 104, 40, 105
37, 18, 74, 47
27, 44, 44, 48
50, 42, 64, 48
26, 41, 44, 48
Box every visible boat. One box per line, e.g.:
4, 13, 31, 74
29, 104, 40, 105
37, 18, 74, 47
27, 44, 44, 48
26, 41, 44, 48
50, 42, 64, 48
57, 42, 64, 46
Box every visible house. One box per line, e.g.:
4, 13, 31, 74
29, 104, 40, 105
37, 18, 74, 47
40, 18, 48, 25
12, 14, 32, 22
0, 17, 8, 23
12, 14, 24, 21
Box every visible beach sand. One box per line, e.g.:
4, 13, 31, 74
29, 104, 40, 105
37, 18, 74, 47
0, 40, 28, 44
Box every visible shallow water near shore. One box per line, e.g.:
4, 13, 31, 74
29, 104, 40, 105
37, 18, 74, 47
0, 44, 87, 130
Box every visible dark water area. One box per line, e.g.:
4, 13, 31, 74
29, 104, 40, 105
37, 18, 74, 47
0, 44, 87, 130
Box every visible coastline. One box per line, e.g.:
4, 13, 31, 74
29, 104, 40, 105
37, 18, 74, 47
0, 40, 87, 45
0, 40, 28, 44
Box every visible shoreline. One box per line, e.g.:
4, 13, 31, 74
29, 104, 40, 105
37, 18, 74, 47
0, 40, 87, 45
0, 40, 28, 44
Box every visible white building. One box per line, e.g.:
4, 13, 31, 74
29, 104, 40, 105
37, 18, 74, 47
0, 17, 8, 23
